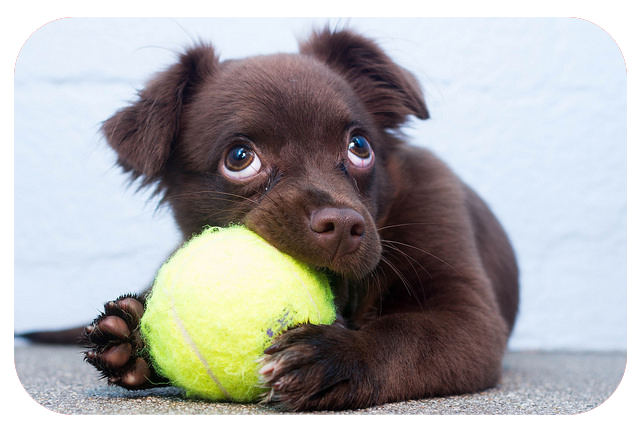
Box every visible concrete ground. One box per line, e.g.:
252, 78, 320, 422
13, 343, 626, 415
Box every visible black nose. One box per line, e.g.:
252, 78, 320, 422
309, 208, 365, 258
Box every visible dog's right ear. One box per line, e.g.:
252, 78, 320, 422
102, 44, 218, 185
300, 28, 429, 130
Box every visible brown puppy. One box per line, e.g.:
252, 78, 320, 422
83, 28, 518, 411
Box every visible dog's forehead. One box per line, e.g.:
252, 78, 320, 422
209, 54, 360, 135
220, 53, 342, 95
180, 52, 375, 171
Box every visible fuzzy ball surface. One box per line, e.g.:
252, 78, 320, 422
140, 226, 335, 402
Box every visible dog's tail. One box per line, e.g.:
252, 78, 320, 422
16, 326, 85, 345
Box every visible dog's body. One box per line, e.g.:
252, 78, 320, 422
80, 29, 518, 411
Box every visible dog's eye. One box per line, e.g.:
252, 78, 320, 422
222, 145, 262, 181
347, 135, 374, 169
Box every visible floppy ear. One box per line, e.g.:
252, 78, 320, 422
300, 28, 429, 129
102, 44, 219, 185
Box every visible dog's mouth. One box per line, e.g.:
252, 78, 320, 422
245, 208, 381, 282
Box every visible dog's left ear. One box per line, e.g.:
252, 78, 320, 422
102, 43, 218, 186
300, 28, 429, 129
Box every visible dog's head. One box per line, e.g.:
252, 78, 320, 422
103, 28, 428, 281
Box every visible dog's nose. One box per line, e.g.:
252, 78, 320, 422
309, 208, 365, 258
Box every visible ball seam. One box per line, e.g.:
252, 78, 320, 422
168, 292, 232, 400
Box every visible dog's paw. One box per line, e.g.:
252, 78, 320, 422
83, 295, 167, 389
259, 324, 375, 411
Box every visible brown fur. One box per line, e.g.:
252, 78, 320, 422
82, 28, 518, 411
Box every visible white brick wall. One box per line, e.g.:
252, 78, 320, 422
13, 18, 627, 350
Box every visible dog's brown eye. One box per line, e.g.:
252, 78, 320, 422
222, 145, 262, 181
347, 135, 374, 169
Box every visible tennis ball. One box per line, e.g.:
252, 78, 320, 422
139, 225, 335, 402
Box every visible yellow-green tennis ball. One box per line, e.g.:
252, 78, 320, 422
139, 225, 335, 402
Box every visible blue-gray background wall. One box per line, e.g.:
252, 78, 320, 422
14, 17, 626, 351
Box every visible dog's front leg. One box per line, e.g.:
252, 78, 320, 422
83, 294, 168, 389
259, 303, 508, 411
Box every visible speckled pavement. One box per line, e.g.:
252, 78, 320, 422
13, 343, 626, 415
